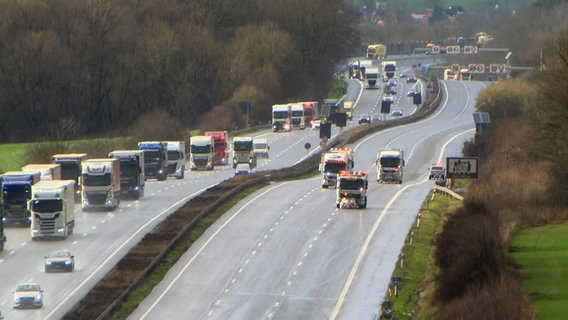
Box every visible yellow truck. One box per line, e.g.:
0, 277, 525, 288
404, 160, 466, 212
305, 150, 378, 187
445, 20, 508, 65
343, 101, 354, 120
366, 44, 387, 59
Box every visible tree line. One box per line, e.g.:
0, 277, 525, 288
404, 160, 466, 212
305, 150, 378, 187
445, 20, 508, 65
0, 0, 360, 142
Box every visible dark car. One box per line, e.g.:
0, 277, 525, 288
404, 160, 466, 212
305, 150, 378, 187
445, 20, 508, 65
358, 114, 371, 124
406, 76, 417, 83
391, 110, 403, 117
13, 283, 43, 309
45, 250, 75, 272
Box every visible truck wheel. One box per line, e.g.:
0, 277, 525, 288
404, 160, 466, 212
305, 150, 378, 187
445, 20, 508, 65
361, 197, 367, 208
336, 203, 340, 209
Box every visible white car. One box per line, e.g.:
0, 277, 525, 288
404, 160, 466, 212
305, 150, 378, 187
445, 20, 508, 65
234, 163, 252, 175
13, 283, 43, 309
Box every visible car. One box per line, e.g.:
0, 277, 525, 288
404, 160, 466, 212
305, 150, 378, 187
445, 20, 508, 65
358, 114, 371, 124
391, 110, 403, 117
428, 163, 446, 180
407, 90, 415, 97
234, 163, 252, 175
312, 119, 321, 130
45, 250, 75, 272
13, 283, 43, 309
399, 73, 407, 78
253, 138, 270, 159
406, 76, 417, 83
371, 115, 382, 122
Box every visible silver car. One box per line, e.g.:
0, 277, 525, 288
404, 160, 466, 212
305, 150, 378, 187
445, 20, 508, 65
13, 283, 43, 309
45, 250, 75, 272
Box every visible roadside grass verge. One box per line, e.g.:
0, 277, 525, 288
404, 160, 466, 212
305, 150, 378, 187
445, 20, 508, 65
109, 184, 262, 319
0, 142, 34, 172
385, 190, 462, 319
510, 223, 568, 320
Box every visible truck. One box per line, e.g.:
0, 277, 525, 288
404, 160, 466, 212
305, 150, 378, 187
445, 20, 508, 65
359, 59, 374, 79
272, 104, 291, 132
322, 98, 344, 124
52, 153, 89, 202
290, 103, 306, 129
138, 141, 168, 181
29, 180, 75, 239
204, 131, 229, 166
301, 101, 319, 127
232, 136, 257, 169
319, 147, 354, 188
164, 140, 186, 178
366, 44, 387, 59
108, 150, 145, 199
381, 60, 397, 80
376, 148, 404, 184
364, 67, 381, 89
1, 171, 41, 225
81, 158, 121, 210
21, 163, 61, 181
336, 171, 368, 209
343, 101, 354, 120
189, 136, 215, 170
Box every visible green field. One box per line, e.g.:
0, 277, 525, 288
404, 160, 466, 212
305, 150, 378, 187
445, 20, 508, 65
510, 223, 568, 319
0, 142, 34, 172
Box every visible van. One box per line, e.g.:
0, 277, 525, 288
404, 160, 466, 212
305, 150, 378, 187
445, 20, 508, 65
253, 138, 270, 159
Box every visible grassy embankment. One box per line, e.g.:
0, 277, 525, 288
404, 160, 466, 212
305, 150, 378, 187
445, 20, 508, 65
510, 224, 568, 320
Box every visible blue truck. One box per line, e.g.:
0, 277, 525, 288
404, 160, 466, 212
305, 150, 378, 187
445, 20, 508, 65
138, 141, 168, 181
1, 171, 41, 227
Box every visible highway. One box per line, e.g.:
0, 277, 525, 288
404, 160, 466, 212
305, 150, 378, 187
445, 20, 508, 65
128, 80, 488, 318
0, 55, 452, 319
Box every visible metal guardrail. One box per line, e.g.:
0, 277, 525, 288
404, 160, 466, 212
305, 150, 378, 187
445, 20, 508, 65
433, 185, 464, 201
92, 74, 443, 319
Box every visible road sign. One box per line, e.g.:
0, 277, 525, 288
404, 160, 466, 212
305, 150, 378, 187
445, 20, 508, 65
447, 45, 460, 54
468, 64, 485, 74
489, 64, 506, 74
451, 64, 460, 73
431, 46, 440, 54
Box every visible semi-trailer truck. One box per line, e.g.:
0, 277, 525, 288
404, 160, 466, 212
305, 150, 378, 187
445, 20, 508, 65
1, 171, 41, 225
376, 148, 404, 184
189, 136, 215, 170
108, 150, 145, 199
319, 147, 354, 188
29, 180, 75, 239
232, 136, 257, 169
138, 141, 168, 181
336, 171, 368, 209
81, 158, 121, 210
203, 131, 229, 166
52, 153, 88, 202
21, 163, 61, 181
164, 141, 186, 178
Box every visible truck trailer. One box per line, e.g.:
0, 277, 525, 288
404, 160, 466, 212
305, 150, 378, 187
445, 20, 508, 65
204, 131, 229, 166
165, 140, 186, 178
21, 163, 62, 181
29, 180, 75, 239
108, 150, 145, 199
81, 158, 121, 210
52, 153, 89, 202
272, 104, 292, 132
138, 141, 168, 181
376, 148, 404, 184
1, 171, 41, 225
189, 136, 215, 170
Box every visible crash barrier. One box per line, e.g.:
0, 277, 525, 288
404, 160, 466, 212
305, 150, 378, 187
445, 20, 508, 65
434, 185, 464, 201
76, 75, 443, 319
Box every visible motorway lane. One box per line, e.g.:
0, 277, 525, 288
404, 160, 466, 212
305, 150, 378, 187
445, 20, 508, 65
129, 80, 488, 319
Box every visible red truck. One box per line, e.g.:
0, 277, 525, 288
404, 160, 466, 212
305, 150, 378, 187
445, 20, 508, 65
204, 131, 229, 165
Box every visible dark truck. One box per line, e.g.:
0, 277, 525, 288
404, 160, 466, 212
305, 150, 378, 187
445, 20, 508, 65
1, 171, 41, 226
52, 153, 89, 202
109, 150, 146, 199
138, 141, 168, 181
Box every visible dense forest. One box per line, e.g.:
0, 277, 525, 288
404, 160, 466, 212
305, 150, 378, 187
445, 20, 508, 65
0, 0, 360, 142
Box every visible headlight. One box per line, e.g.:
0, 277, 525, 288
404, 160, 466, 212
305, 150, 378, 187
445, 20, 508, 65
35, 295, 42, 302
45, 261, 52, 265
65, 260, 72, 265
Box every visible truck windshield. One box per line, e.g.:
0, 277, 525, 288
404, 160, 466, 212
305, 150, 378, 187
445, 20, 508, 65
143, 150, 161, 164
291, 110, 303, 116
59, 162, 81, 180
254, 142, 267, 149
233, 141, 253, 151
120, 161, 138, 176
214, 142, 226, 149
82, 173, 111, 186
2, 185, 31, 203
273, 111, 289, 119
339, 179, 366, 190
380, 158, 400, 167
190, 145, 211, 154
31, 199, 63, 213
324, 163, 345, 173
168, 150, 181, 160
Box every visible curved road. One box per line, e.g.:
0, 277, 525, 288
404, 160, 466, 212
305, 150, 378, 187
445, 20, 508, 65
129, 79, 487, 319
